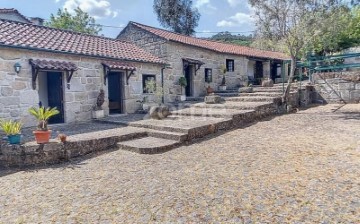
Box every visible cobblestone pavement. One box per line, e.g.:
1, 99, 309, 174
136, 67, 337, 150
0, 104, 359, 223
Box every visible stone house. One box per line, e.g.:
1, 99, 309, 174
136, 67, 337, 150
0, 19, 166, 127
117, 22, 289, 101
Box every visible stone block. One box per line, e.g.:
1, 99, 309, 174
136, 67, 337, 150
11, 81, 27, 90
74, 92, 87, 101
350, 90, 360, 102
20, 91, 38, 104
0, 96, 20, 106
1, 86, 13, 96
149, 106, 170, 120
262, 79, 274, 87
205, 94, 222, 104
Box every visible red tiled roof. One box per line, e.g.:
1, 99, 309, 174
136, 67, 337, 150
0, 19, 165, 64
127, 22, 289, 60
102, 61, 136, 71
29, 59, 78, 71
0, 8, 31, 23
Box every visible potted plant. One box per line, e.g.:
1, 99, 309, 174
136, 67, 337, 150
92, 89, 105, 119
0, 119, 22, 144
219, 65, 227, 91
28, 107, 60, 144
178, 76, 187, 101
136, 96, 149, 111
145, 79, 170, 119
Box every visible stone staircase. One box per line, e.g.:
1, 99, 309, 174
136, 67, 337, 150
112, 86, 290, 154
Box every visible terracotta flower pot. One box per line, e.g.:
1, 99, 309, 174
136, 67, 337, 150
33, 130, 52, 144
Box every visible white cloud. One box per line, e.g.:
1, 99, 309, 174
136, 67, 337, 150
195, 0, 217, 10
216, 12, 254, 27
63, 0, 118, 19
227, 0, 242, 7
55, 0, 61, 2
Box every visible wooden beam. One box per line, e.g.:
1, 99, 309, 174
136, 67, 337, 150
31, 66, 39, 90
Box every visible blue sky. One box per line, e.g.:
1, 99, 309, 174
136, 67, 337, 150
1, 0, 255, 38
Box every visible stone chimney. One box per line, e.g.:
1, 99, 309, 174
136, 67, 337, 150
29, 17, 44, 26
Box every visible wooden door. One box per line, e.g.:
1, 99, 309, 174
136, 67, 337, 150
254, 61, 264, 85
47, 72, 64, 124
184, 65, 193, 97
108, 72, 123, 114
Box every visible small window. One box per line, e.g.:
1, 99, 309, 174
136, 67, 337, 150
226, 59, 235, 72
143, 74, 156, 93
205, 68, 212, 83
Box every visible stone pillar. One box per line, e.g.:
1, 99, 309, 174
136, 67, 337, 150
263, 61, 271, 78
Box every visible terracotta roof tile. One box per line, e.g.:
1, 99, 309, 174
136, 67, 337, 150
0, 8, 31, 23
0, 19, 165, 64
128, 22, 289, 60
102, 61, 136, 70
29, 59, 78, 71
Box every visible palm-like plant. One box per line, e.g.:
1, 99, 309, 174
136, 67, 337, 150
28, 107, 60, 131
0, 120, 22, 136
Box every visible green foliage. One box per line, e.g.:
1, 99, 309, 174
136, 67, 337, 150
178, 76, 187, 87
220, 65, 227, 74
0, 120, 22, 136
45, 7, 102, 35
210, 32, 253, 46
144, 78, 157, 94
153, 0, 200, 35
28, 107, 60, 131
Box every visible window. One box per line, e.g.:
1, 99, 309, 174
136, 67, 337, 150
142, 74, 156, 93
226, 59, 235, 72
205, 68, 212, 83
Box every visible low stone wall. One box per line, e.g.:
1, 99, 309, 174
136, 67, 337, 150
313, 72, 360, 103
0, 130, 146, 167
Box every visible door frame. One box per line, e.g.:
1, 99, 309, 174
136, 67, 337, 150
107, 71, 125, 114
46, 71, 65, 124
183, 64, 194, 97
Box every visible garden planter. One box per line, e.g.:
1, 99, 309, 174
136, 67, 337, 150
8, 134, 21, 144
33, 130, 52, 144
92, 110, 105, 119
180, 95, 186, 101
206, 86, 214, 95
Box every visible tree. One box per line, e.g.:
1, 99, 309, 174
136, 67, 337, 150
153, 0, 200, 35
248, 0, 351, 104
210, 32, 253, 46
45, 7, 101, 35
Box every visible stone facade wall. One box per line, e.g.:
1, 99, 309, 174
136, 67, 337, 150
165, 42, 249, 99
312, 71, 360, 103
119, 25, 255, 100
0, 47, 163, 127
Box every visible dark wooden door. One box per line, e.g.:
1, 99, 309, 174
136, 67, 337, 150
254, 61, 264, 85
108, 72, 123, 114
184, 65, 192, 97
47, 72, 64, 124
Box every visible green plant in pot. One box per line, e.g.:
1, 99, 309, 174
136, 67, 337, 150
178, 76, 187, 101
28, 107, 60, 144
0, 120, 22, 144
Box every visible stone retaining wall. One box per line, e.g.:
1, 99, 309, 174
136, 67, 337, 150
312, 72, 360, 103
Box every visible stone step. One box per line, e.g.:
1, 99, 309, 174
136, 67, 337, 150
117, 137, 181, 154
240, 92, 282, 97
225, 96, 278, 102
191, 101, 274, 110
253, 88, 285, 92
146, 130, 188, 142
171, 107, 254, 119
216, 92, 240, 97
214, 89, 238, 94
127, 116, 233, 140
185, 97, 204, 102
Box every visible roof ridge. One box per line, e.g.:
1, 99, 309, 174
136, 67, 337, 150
0, 18, 119, 42
0, 8, 32, 23
129, 21, 288, 58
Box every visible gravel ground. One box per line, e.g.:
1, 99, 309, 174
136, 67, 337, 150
0, 104, 359, 223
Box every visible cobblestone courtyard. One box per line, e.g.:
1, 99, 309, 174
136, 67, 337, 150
0, 104, 359, 223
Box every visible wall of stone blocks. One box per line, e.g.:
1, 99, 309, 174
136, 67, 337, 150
0, 47, 163, 127
312, 72, 360, 103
